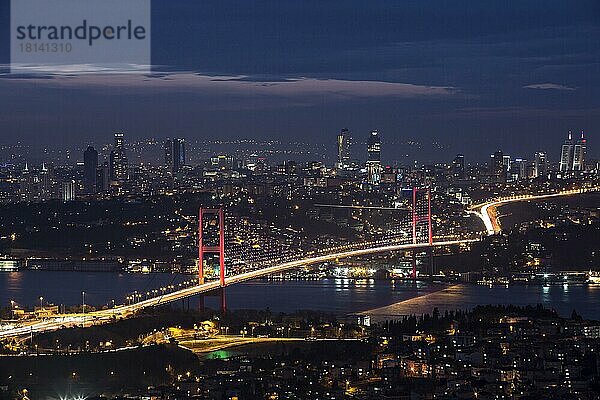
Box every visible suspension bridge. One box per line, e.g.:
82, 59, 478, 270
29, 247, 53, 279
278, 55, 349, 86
3, 186, 596, 340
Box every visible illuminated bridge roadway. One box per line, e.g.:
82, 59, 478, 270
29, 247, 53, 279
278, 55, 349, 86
0, 239, 476, 340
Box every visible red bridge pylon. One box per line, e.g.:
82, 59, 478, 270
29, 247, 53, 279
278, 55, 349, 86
411, 187, 433, 279
198, 207, 225, 287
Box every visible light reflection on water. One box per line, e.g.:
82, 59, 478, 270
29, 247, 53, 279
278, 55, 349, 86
542, 285, 551, 303
0, 271, 439, 314
1, 271, 600, 320
366, 283, 600, 322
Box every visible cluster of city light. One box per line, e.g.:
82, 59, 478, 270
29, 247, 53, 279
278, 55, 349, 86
472, 186, 600, 235
4, 186, 596, 339
0, 237, 478, 340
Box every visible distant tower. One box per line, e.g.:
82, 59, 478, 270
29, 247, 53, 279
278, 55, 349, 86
534, 152, 548, 178
39, 163, 51, 200
559, 131, 574, 173
502, 155, 511, 178
489, 150, 505, 181
19, 163, 32, 202
172, 138, 186, 173
366, 130, 382, 185
572, 130, 587, 171
62, 180, 76, 202
83, 146, 98, 193
109, 132, 128, 182
336, 128, 351, 169
96, 162, 110, 192
164, 138, 186, 174
452, 154, 465, 179
511, 158, 527, 181
164, 139, 173, 173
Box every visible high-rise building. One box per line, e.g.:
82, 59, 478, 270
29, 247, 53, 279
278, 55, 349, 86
559, 131, 574, 173
573, 130, 587, 171
172, 138, 186, 173
19, 163, 53, 202
62, 180, 76, 202
452, 154, 465, 179
366, 130, 382, 185
336, 128, 351, 169
164, 138, 186, 174
534, 151, 548, 178
510, 158, 527, 181
502, 155, 511, 177
489, 150, 505, 181
109, 132, 128, 182
96, 162, 110, 192
83, 146, 98, 193
39, 163, 51, 200
164, 139, 173, 173
19, 163, 32, 202
560, 130, 587, 173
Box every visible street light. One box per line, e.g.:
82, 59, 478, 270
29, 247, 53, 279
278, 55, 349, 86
39, 297, 43, 309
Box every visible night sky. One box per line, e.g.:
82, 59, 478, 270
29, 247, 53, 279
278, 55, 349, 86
0, 0, 599, 162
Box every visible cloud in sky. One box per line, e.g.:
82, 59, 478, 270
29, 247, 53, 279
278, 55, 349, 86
523, 83, 577, 91
1, 72, 460, 99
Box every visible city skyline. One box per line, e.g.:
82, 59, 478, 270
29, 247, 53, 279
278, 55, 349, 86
0, 128, 594, 168
1, 3, 600, 398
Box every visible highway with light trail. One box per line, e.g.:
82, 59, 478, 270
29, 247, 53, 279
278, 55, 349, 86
470, 186, 600, 235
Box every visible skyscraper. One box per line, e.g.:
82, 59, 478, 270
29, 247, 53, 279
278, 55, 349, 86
83, 146, 98, 193
560, 130, 587, 173
164, 139, 173, 173
19, 164, 53, 202
559, 131, 574, 173
534, 151, 548, 178
96, 162, 110, 192
502, 155, 511, 178
39, 163, 51, 201
572, 130, 587, 171
109, 132, 128, 182
452, 154, 465, 179
164, 138, 186, 174
336, 128, 351, 169
172, 138, 186, 173
489, 150, 505, 181
62, 180, 76, 202
510, 158, 527, 181
366, 130, 382, 185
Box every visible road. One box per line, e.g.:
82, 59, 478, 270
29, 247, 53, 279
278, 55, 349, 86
470, 187, 600, 235
0, 238, 476, 340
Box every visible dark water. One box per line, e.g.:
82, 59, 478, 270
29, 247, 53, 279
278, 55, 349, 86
0, 271, 441, 313
367, 283, 600, 321
2, 271, 600, 320
0, 271, 191, 309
